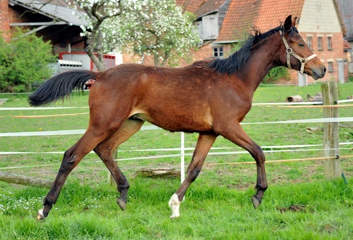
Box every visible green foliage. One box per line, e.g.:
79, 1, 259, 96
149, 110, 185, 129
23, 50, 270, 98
0, 28, 56, 92
348, 75, 353, 82
79, 0, 200, 67
263, 66, 290, 83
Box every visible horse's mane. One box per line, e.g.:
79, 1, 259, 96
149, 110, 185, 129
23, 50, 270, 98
209, 25, 294, 76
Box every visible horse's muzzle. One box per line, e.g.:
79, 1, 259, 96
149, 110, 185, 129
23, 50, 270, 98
312, 65, 326, 80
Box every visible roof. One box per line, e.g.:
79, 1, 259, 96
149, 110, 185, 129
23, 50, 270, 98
216, 0, 305, 42
176, 0, 207, 14
9, 0, 87, 26
194, 0, 227, 17
336, 0, 353, 41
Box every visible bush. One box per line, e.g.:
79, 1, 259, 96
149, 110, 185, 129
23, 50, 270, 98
263, 66, 290, 83
349, 75, 353, 82
0, 28, 56, 92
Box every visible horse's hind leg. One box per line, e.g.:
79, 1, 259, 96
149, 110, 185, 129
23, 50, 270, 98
169, 133, 216, 218
37, 127, 112, 220
94, 119, 144, 211
216, 123, 267, 209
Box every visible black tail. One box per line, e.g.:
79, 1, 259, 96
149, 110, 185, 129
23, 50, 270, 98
29, 70, 99, 106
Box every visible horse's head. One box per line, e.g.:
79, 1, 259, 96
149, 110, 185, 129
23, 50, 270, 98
279, 15, 326, 80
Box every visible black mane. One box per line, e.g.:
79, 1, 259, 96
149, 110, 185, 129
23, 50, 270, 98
208, 25, 288, 76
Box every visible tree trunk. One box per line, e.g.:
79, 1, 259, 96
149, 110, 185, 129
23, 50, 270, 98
87, 45, 107, 72
153, 52, 160, 66
0, 171, 53, 188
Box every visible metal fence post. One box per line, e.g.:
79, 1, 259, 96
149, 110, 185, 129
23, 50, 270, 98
181, 132, 185, 183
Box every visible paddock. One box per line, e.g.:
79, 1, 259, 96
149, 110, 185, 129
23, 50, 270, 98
1, 84, 353, 238
1, 84, 353, 186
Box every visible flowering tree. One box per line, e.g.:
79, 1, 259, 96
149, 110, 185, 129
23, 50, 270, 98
113, 0, 200, 66
74, 0, 123, 71
73, 0, 199, 69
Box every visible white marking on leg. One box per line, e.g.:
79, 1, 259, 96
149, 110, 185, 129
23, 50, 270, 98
168, 193, 181, 218
37, 209, 45, 221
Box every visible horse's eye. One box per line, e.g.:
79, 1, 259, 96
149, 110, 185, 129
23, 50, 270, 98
298, 43, 305, 47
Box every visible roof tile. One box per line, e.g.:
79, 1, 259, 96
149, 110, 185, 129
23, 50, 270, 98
216, 0, 305, 42
194, 0, 227, 17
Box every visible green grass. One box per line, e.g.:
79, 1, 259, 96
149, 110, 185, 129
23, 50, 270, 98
0, 84, 353, 239
1, 178, 353, 239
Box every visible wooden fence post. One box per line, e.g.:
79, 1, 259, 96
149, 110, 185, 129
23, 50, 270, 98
321, 81, 341, 179
108, 149, 117, 187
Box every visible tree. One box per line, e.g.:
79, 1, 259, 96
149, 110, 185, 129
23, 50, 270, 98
75, 0, 123, 71
115, 0, 200, 66
73, 0, 199, 68
0, 28, 56, 92
263, 67, 290, 83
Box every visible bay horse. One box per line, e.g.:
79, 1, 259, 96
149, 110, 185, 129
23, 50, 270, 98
29, 15, 325, 220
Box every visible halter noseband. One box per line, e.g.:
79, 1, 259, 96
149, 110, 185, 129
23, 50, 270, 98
279, 30, 317, 74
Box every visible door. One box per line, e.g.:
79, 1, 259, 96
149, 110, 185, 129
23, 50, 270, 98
337, 60, 344, 83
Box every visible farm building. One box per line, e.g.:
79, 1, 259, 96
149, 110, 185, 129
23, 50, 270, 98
0, 0, 350, 82
0, 0, 121, 72
336, 0, 353, 74
0, 0, 87, 55
179, 0, 349, 84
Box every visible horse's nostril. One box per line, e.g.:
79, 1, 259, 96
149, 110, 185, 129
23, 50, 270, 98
323, 66, 326, 75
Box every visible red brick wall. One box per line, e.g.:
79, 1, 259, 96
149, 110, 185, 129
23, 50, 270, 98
0, 0, 10, 41
297, 32, 346, 83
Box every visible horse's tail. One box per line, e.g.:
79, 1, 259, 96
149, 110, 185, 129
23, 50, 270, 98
29, 70, 100, 106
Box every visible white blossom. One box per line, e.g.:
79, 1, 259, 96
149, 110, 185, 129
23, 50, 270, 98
71, 0, 200, 66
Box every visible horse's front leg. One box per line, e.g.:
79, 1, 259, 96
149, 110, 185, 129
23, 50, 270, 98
215, 122, 268, 209
169, 133, 217, 218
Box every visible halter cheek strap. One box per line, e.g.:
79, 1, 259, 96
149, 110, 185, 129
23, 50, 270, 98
279, 30, 317, 74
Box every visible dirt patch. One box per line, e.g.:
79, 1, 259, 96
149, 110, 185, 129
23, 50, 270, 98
276, 204, 309, 213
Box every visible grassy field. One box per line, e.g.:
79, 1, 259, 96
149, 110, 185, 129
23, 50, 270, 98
0, 83, 353, 239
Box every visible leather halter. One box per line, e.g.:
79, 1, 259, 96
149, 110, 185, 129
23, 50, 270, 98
279, 30, 317, 74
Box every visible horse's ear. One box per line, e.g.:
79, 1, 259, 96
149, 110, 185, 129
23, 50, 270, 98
292, 17, 297, 28
284, 15, 292, 32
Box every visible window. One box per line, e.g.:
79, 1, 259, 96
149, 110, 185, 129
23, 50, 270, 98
327, 36, 332, 50
213, 47, 224, 57
307, 37, 312, 49
328, 62, 334, 72
318, 37, 323, 50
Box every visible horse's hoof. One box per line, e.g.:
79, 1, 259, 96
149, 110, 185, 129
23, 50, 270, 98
251, 195, 261, 209
117, 198, 126, 211
170, 213, 180, 219
169, 193, 181, 219
37, 209, 45, 221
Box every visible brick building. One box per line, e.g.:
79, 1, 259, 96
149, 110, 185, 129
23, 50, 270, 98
179, 0, 348, 84
337, 0, 353, 74
0, 0, 87, 56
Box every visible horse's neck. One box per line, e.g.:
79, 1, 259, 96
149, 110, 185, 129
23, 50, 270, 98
238, 35, 281, 92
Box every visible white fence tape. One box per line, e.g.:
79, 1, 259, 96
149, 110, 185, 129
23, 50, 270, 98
252, 99, 353, 106
1, 147, 352, 170
0, 99, 352, 111
1, 142, 352, 155
1, 117, 352, 137
0, 125, 160, 137
241, 117, 353, 125
0, 107, 88, 110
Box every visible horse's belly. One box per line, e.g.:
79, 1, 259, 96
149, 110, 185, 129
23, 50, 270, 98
129, 108, 213, 133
